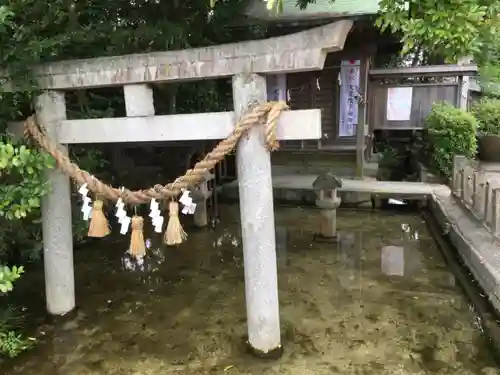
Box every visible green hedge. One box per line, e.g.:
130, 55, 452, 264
471, 97, 500, 135
423, 103, 477, 179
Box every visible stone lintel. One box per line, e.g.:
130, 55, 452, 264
1, 21, 353, 91
9, 109, 321, 144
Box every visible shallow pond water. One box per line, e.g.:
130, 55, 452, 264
2, 204, 500, 374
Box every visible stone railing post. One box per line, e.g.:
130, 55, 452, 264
232, 73, 281, 358
472, 171, 486, 219
36, 91, 75, 316
488, 179, 500, 236
485, 180, 495, 229
460, 164, 474, 206
312, 173, 342, 241
452, 155, 467, 196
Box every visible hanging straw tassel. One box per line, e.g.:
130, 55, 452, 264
88, 199, 111, 238
129, 216, 146, 259
164, 201, 187, 246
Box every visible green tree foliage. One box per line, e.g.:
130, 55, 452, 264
0, 141, 54, 220
0, 0, 260, 358
375, 0, 500, 62
375, 0, 500, 91
0, 0, 257, 255
267, 0, 500, 84
265, 0, 500, 64
0, 265, 23, 294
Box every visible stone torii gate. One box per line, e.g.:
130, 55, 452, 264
8, 20, 352, 356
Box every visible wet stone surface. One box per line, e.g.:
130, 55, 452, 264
2, 204, 500, 374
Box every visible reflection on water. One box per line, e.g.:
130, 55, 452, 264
3, 205, 499, 375
380, 245, 422, 277
276, 226, 288, 267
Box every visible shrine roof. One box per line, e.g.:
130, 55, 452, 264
244, 0, 380, 22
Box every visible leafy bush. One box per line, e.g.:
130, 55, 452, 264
423, 103, 477, 179
0, 137, 104, 360
377, 144, 418, 182
0, 306, 34, 358
0, 136, 54, 262
471, 97, 500, 135
0, 271, 35, 358
0, 265, 23, 293
0, 138, 49, 359
0, 330, 34, 358
0, 139, 54, 220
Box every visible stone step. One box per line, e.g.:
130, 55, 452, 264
271, 162, 379, 179
218, 174, 448, 206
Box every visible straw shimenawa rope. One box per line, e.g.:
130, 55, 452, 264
23, 101, 288, 205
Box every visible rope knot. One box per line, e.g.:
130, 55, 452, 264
169, 202, 179, 217
93, 200, 104, 210
265, 101, 288, 151
131, 216, 144, 231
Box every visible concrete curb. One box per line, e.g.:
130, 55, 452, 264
430, 193, 500, 313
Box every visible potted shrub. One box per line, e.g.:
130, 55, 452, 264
471, 97, 500, 162
423, 103, 477, 181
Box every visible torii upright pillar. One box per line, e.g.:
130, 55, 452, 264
232, 73, 282, 357
36, 91, 75, 316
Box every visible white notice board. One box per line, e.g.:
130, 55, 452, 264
386, 87, 413, 121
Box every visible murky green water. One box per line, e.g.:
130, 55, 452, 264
2, 205, 500, 374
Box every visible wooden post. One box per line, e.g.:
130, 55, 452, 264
356, 57, 369, 178
36, 91, 75, 316
232, 73, 282, 357
456, 75, 464, 108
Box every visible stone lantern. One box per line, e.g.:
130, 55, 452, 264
312, 172, 342, 241
190, 171, 214, 228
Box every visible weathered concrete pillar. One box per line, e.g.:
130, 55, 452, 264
485, 180, 494, 227
232, 73, 281, 357
492, 185, 500, 237
473, 171, 486, 218
122, 84, 154, 173
461, 165, 474, 206
123, 84, 155, 117
36, 91, 75, 316
452, 155, 467, 196
488, 179, 500, 236
313, 173, 342, 241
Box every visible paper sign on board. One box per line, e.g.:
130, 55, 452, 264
386, 87, 413, 121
